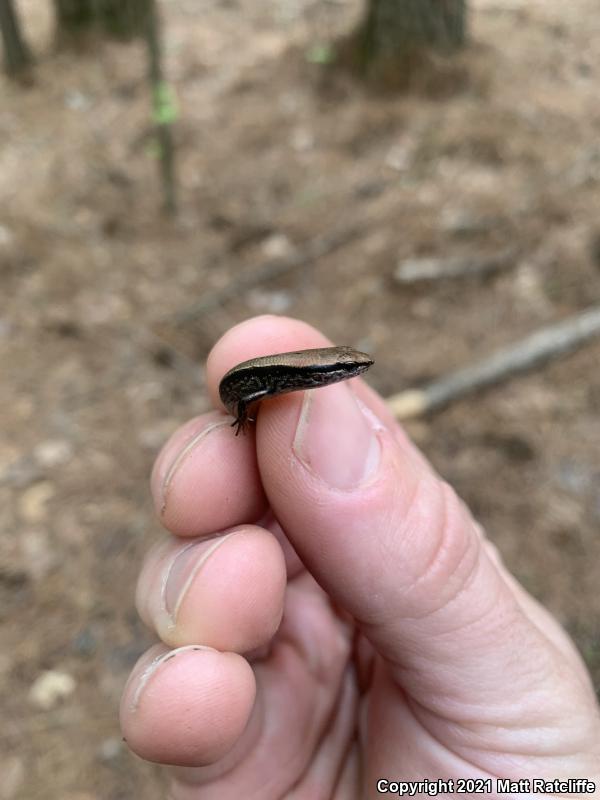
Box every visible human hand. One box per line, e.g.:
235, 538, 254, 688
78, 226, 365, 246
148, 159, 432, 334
120, 316, 600, 799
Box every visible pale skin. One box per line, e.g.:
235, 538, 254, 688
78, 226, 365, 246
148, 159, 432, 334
120, 315, 600, 799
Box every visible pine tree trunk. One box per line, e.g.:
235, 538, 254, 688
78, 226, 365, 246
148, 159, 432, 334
0, 0, 32, 76
353, 0, 467, 83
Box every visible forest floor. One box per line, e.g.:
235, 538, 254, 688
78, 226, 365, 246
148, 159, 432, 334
1, 0, 599, 797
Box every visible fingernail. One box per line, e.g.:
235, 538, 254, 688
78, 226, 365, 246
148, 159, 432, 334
129, 645, 216, 712
159, 421, 228, 514
163, 533, 239, 622
293, 382, 381, 490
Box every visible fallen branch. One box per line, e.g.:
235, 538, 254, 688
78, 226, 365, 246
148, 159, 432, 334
394, 248, 517, 284
387, 306, 600, 419
171, 224, 365, 325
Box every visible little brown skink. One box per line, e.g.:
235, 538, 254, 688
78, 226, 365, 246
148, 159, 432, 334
219, 346, 374, 434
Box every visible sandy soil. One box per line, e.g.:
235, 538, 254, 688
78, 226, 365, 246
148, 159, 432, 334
1, 0, 599, 796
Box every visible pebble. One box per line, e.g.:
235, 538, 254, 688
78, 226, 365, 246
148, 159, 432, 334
34, 440, 73, 468
98, 737, 123, 762
18, 481, 55, 523
29, 670, 76, 710
246, 288, 293, 314
261, 232, 293, 259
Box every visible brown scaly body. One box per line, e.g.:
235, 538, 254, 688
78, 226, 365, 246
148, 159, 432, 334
218, 346, 374, 434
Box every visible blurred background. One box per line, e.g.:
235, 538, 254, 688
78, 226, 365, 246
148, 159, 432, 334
1, 0, 599, 797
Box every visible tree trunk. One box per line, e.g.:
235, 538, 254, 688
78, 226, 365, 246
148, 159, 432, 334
53, 0, 95, 34
353, 0, 467, 84
99, 0, 151, 40
0, 0, 32, 76
53, 0, 151, 41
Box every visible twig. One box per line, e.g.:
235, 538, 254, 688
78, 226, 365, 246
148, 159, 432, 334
170, 224, 366, 325
387, 306, 600, 419
144, 0, 177, 215
394, 248, 517, 284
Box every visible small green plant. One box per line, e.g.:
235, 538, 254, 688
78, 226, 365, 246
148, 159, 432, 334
305, 42, 336, 65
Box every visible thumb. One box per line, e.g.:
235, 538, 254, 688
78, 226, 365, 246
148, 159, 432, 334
256, 349, 593, 719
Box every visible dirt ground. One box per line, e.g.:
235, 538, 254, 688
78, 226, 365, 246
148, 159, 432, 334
1, 0, 599, 797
